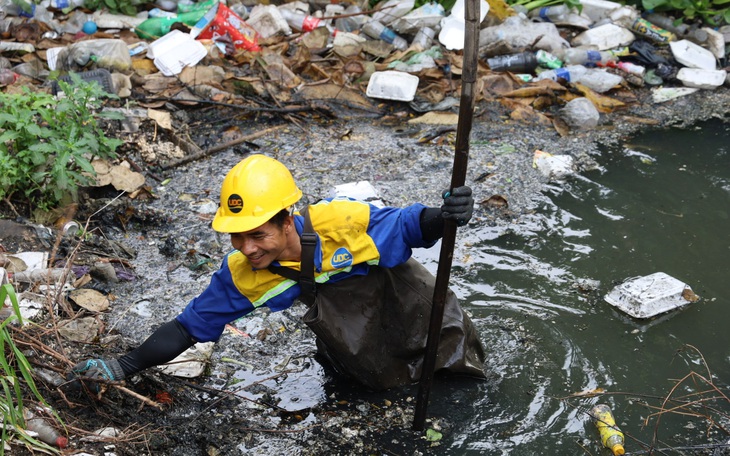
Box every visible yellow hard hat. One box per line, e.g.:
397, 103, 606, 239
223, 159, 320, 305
212, 155, 302, 233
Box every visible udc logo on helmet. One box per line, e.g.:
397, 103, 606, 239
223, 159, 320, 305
331, 247, 353, 268
227, 194, 243, 213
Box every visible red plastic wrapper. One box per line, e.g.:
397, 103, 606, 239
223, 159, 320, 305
193, 3, 260, 52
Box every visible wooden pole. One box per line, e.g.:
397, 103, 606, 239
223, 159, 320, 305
413, 0, 480, 431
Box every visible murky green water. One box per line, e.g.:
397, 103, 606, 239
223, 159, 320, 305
427, 119, 730, 455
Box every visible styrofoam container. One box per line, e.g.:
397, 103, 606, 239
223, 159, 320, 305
676, 68, 727, 89
366, 71, 419, 102
670, 39, 716, 70
604, 272, 698, 319
572, 23, 635, 50
148, 30, 207, 76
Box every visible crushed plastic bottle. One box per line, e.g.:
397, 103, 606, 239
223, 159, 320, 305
534, 64, 587, 82
411, 26, 435, 50
535, 49, 562, 68
528, 4, 569, 23
280, 9, 322, 33
0, 68, 18, 86
590, 404, 625, 456
23, 408, 68, 449
362, 20, 408, 50
334, 5, 366, 33
560, 48, 618, 66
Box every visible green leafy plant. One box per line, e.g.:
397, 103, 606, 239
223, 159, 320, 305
632, 0, 730, 25
0, 73, 124, 213
82, 0, 145, 16
0, 283, 59, 455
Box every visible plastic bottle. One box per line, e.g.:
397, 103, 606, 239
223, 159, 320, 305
134, 9, 207, 40
0, 0, 35, 17
642, 12, 688, 37
23, 408, 68, 448
335, 5, 366, 33
616, 16, 676, 43
528, 4, 569, 23
411, 26, 435, 50
611, 61, 645, 77
362, 20, 408, 50
0, 68, 17, 86
534, 64, 587, 82
535, 50, 562, 69
0, 41, 35, 53
371, 0, 416, 26
561, 48, 618, 66
590, 404, 625, 456
280, 9, 322, 33
488, 51, 538, 73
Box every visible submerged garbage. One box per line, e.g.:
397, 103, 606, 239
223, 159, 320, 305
604, 272, 700, 319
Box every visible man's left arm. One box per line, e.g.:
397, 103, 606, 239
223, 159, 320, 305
419, 186, 474, 242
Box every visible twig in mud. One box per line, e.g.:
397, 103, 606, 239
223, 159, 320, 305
159, 125, 286, 170
113, 384, 164, 411
238, 424, 321, 433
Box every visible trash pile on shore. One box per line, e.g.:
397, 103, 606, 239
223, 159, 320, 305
1, 0, 729, 132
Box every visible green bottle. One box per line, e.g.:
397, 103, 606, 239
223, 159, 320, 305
135, 9, 207, 40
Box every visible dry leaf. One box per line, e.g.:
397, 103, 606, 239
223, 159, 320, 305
69, 288, 110, 312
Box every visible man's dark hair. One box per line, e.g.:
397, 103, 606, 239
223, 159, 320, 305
269, 209, 291, 228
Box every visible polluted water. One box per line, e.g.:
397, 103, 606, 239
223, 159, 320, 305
409, 118, 730, 454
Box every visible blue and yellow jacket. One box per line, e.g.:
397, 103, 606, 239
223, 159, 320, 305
177, 198, 435, 342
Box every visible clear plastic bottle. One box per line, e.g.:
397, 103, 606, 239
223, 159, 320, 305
411, 26, 435, 50
534, 64, 587, 82
0, 0, 35, 17
334, 5, 366, 33
590, 404, 625, 456
528, 4, 569, 22
0, 68, 17, 86
561, 48, 618, 66
362, 20, 408, 50
535, 49, 562, 69
23, 408, 68, 448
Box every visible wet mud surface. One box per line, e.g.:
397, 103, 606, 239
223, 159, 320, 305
3, 86, 730, 455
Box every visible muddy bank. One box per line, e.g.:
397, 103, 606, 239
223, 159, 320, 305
4, 84, 730, 455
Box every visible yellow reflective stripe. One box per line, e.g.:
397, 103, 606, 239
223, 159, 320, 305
251, 279, 297, 308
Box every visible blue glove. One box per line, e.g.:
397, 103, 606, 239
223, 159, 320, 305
441, 186, 474, 226
70, 358, 124, 392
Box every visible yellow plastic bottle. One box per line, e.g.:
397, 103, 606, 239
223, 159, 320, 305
590, 404, 626, 456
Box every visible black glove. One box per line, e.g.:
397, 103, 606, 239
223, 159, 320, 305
441, 186, 474, 226
69, 358, 124, 392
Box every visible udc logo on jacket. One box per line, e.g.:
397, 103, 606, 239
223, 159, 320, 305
331, 247, 353, 268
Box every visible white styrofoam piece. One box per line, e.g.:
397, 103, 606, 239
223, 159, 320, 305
329, 181, 385, 207
366, 71, 419, 102
148, 30, 207, 76
604, 272, 698, 319
670, 39, 717, 70
676, 68, 727, 89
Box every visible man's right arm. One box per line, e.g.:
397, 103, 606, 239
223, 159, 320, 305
70, 319, 195, 384
116, 319, 196, 377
